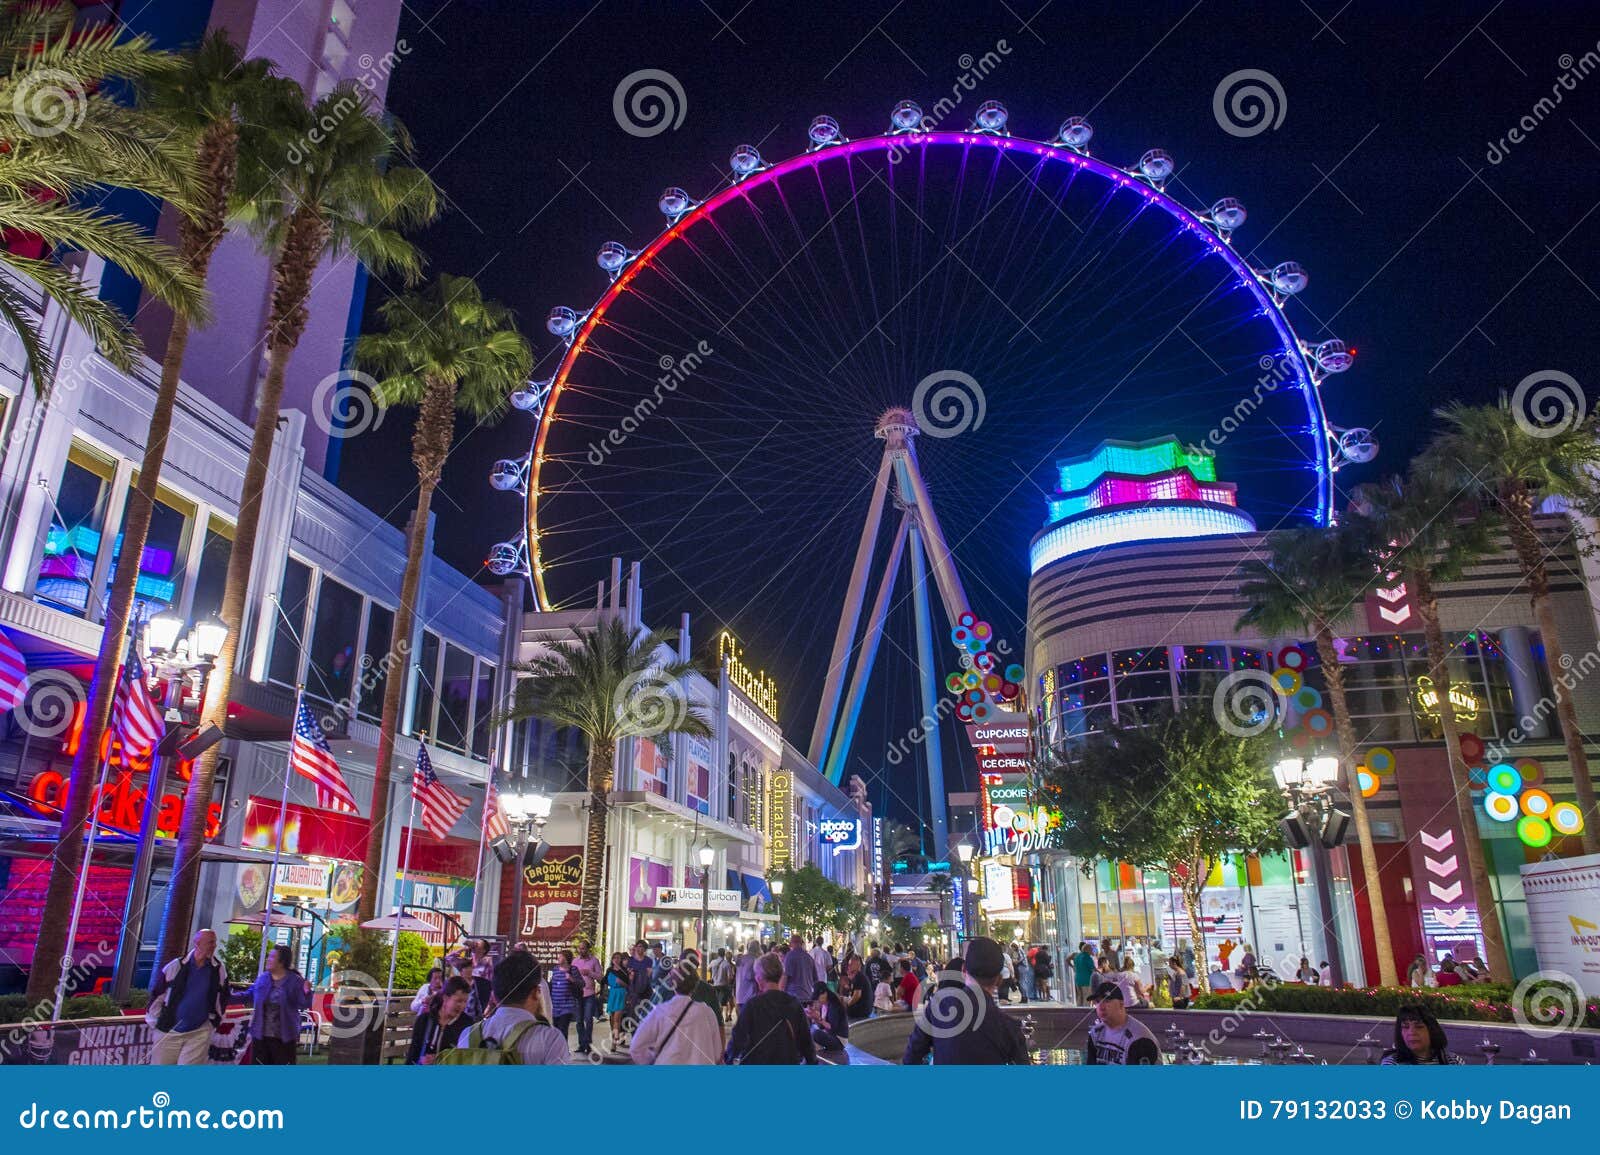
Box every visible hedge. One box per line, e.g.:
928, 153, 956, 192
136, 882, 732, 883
1191, 982, 1599, 1030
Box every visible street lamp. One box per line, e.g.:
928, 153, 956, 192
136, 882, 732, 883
111, 609, 230, 1000
770, 875, 784, 933
698, 842, 715, 960
499, 784, 553, 870
1273, 756, 1351, 988
954, 841, 975, 953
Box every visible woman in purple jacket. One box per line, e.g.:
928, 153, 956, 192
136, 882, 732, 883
242, 947, 313, 1064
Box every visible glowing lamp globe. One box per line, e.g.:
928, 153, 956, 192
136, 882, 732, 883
1516, 815, 1553, 849
1549, 802, 1585, 837
1483, 792, 1519, 823
192, 614, 229, 661
146, 611, 185, 654
1486, 763, 1522, 795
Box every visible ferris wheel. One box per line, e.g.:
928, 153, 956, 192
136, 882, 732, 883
485, 99, 1371, 798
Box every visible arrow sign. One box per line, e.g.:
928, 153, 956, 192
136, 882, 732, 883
1419, 829, 1454, 853
1424, 854, 1459, 878
1433, 908, 1470, 929
1428, 880, 1463, 903
1376, 585, 1408, 603
1378, 604, 1412, 625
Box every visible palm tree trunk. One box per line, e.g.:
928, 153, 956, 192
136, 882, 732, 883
25, 121, 239, 1001
359, 376, 457, 921
578, 743, 615, 947
1315, 627, 1398, 986
1502, 490, 1600, 855
1412, 570, 1512, 978
157, 208, 327, 967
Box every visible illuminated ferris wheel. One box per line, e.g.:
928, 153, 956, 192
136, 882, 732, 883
484, 99, 1372, 826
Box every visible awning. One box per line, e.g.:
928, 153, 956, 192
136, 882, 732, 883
730, 870, 771, 910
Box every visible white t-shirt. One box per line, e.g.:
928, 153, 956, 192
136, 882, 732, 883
811, 947, 833, 975
873, 981, 896, 1012
1087, 1016, 1160, 1065
629, 994, 724, 1065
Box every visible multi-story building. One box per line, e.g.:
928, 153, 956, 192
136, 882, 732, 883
1020, 434, 1600, 985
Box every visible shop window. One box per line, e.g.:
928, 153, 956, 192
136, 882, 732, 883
36, 443, 117, 617
411, 631, 440, 737
435, 644, 474, 751
188, 518, 233, 628
306, 577, 361, 708
266, 558, 313, 687
635, 737, 668, 797
470, 662, 494, 761
686, 737, 712, 815
1175, 644, 1228, 699
358, 603, 394, 722
98, 482, 195, 622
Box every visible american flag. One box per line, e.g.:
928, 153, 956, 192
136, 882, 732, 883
414, 744, 468, 840
0, 629, 25, 712
111, 649, 164, 761
482, 777, 510, 842
290, 701, 359, 813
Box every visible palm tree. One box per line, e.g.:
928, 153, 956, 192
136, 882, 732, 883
23, 34, 295, 1001
156, 83, 437, 967
1350, 465, 1511, 978
1236, 526, 1399, 986
927, 872, 953, 936
351, 275, 532, 920
0, 0, 204, 381
497, 619, 712, 945
1433, 400, 1600, 855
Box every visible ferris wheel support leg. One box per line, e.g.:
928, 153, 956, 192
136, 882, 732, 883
809, 449, 895, 767
823, 513, 911, 786
907, 520, 951, 857
895, 445, 972, 626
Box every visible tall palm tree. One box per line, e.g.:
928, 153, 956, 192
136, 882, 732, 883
497, 619, 712, 945
23, 34, 296, 1001
156, 83, 437, 967
351, 274, 532, 921
1433, 400, 1600, 855
1350, 465, 1510, 978
0, 0, 203, 382
1237, 526, 1399, 986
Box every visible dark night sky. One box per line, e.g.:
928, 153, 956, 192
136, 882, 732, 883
340, 1, 1600, 830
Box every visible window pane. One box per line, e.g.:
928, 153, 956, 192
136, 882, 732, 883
267, 559, 312, 686
306, 577, 361, 708
37, 445, 116, 617
358, 603, 394, 722
102, 485, 194, 621
435, 644, 473, 750
411, 631, 439, 737
189, 518, 233, 626
471, 663, 494, 760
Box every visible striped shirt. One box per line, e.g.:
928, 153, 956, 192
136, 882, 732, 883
548, 965, 576, 1017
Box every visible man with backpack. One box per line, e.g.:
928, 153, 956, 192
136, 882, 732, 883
440, 952, 569, 1065
724, 953, 816, 1065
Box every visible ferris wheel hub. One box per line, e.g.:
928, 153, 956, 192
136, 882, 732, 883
875, 406, 920, 442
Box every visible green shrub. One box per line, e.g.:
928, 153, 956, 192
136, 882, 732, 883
0, 994, 126, 1025
221, 928, 263, 980
1191, 982, 1599, 1030
325, 923, 433, 991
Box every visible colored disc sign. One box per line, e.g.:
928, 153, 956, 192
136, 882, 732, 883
1483, 792, 1518, 822
1356, 769, 1380, 798
1365, 747, 1396, 776
959, 611, 977, 628
1517, 815, 1553, 849
1006, 664, 1024, 682
1457, 732, 1486, 762
1301, 709, 1333, 737
1293, 687, 1323, 711
1487, 763, 1522, 795
1272, 669, 1302, 695
1550, 802, 1585, 836
1520, 789, 1553, 818
1278, 645, 1307, 671
946, 673, 965, 693
1515, 758, 1544, 787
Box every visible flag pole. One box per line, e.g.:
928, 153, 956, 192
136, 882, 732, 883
54, 751, 114, 1021
385, 733, 423, 1010
259, 684, 305, 975
467, 742, 495, 941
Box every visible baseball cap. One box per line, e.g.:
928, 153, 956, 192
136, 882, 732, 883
1090, 980, 1125, 1003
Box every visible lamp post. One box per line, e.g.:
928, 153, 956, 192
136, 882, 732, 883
770, 876, 784, 936
111, 611, 228, 1000
698, 842, 715, 961
956, 841, 975, 949
499, 785, 553, 863
1273, 756, 1348, 989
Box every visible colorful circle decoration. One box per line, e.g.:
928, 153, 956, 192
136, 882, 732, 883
1005, 663, 1024, 682
1301, 709, 1333, 737
1550, 802, 1586, 837
1520, 789, 1553, 818
1272, 669, 1302, 695
1487, 763, 1522, 795
1290, 730, 1312, 749
1365, 746, 1396, 775
973, 621, 993, 641
1357, 769, 1380, 798
958, 611, 976, 628
1458, 733, 1486, 762
951, 626, 971, 646
956, 702, 974, 721
974, 651, 996, 672
1484, 792, 1519, 823
999, 681, 1020, 701
983, 673, 1003, 694
1467, 766, 1489, 792
963, 670, 981, 689
1278, 645, 1307, 671
945, 673, 965, 693
1292, 686, 1323, 711
972, 701, 993, 723
964, 688, 984, 705
1515, 758, 1544, 787
1517, 814, 1553, 849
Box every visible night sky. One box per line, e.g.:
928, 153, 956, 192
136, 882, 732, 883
340, 1, 1600, 832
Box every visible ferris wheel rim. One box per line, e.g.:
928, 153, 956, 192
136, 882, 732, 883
524, 127, 1340, 612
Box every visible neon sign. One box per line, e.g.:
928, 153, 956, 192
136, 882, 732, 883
719, 631, 779, 720
767, 771, 793, 870
819, 816, 862, 854
1414, 675, 1479, 722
